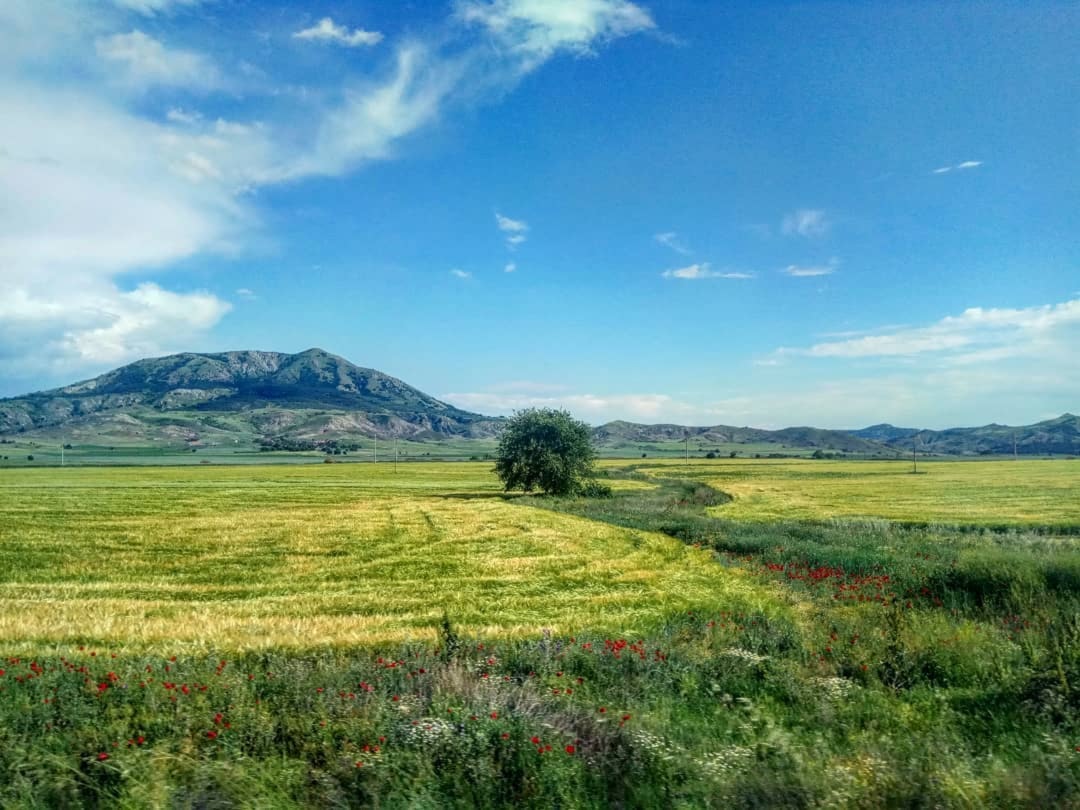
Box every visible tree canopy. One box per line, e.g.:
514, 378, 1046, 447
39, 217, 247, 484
494, 408, 596, 495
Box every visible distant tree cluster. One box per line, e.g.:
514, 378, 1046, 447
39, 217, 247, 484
257, 437, 363, 453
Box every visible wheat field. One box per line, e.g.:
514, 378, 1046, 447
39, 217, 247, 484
0, 463, 763, 652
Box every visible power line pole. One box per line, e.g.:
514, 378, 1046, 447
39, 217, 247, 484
394, 438, 398, 473
373, 434, 377, 464
912, 436, 917, 474
1013, 432, 1018, 461
684, 434, 689, 466
60, 442, 64, 467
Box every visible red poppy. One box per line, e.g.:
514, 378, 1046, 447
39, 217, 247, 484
565, 745, 575, 755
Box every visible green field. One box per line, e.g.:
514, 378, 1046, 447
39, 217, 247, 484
0, 464, 736, 651
0, 460, 1077, 807
630, 457, 1080, 527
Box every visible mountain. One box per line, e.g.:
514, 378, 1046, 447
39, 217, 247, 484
592, 420, 890, 455
848, 423, 921, 443
2, 351, 1075, 458
0, 349, 501, 444
862, 414, 1080, 456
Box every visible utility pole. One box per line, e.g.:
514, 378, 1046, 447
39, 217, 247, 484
1013, 432, 1018, 461
373, 435, 377, 464
60, 442, 64, 467
912, 436, 917, 474
684, 434, 689, 466
394, 438, 398, 473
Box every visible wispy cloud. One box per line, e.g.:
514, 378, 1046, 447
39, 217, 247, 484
235, 287, 256, 300
932, 160, 983, 175
1, 0, 654, 375
450, 268, 472, 279
654, 231, 690, 255
781, 209, 830, 238
495, 211, 529, 249
96, 30, 220, 90
504, 262, 516, 273
165, 107, 201, 124
293, 18, 383, 48
443, 390, 688, 423
780, 298, 1080, 360
782, 259, 838, 278
662, 263, 753, 280
111, 0, 205, 14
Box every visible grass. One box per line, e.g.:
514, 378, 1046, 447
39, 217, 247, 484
0, 463, 750, 652
0, 459, 1078, 807
626, 457, 1080, 528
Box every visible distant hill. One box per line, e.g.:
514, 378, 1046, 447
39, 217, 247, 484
0, 349, 501, 445
848, 423, 921, 443
852, 414, 1080, 456
592, 420, 890, 455
2, 351, 1075, 458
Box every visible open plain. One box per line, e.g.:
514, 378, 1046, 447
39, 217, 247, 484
0, 459, 1077, 806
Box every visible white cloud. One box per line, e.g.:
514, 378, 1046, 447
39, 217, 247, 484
235, 288, 256, 300
504, 262, 516, 273
781, 298, 1080, 360
443, 390, 687, 423
166, 107, 201, 124
96, 30, 220, 90
457, 0, 654, 71
1, 0, 654, 378
111, 0, 205, 13
293, 18, 384, 48
495, 211, 529, 249
495, 212, 528, 232
662, 263, 753, 280
932, 160, 983, 175
782, 260, 838, 278
450, 268, 472, 279
781, 209, 829, 238
654, 231, 690, 255
0, 282, 230, 373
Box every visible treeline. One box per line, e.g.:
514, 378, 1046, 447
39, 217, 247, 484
257, 437, 363, 454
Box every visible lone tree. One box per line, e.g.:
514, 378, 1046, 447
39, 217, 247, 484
494, 408, 596, 495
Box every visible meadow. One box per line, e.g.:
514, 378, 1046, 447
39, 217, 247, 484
0, 460, 1077, 807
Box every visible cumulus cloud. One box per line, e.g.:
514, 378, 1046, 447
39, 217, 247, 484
96, 30, 220, 90
661, 263, 753, 280
781, 209, 829, 238
293, 18, 383, 48
504, 262, 516, 273
0, 282, 230, 374
450, 268, 472, 279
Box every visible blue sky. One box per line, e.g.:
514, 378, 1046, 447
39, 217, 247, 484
1, 0, 1077, 428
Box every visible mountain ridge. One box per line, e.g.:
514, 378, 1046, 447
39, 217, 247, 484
1, 351, 1076, 456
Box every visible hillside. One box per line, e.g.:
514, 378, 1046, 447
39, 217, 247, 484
0, 349, 501, 446
2, 351, 1075, 459
592, 420, 890, 455
868, 413, 1080, 456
